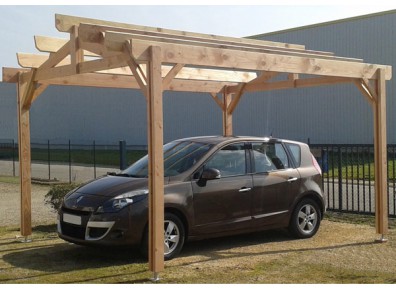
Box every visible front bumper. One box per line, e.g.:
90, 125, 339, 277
57, 203, 147, 247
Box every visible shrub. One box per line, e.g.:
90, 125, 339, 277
45, 183, 80, 212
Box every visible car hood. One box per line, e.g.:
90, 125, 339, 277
76, 175, 149, 197
63, 175, 148, 210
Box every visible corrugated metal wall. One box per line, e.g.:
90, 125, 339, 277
1, 11, 395, 145
246, 11, 396, 144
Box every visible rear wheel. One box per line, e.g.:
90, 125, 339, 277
140, 212, 185, 260
289, 198, 321, 239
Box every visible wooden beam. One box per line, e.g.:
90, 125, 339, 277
248, 71, 279, 85
20, 69, 37, 110
227, 83, 246, 115
373, 68, 388, 239
354, 79, 376, 106
227, 76, 355, 94
38, 73, 232, 93
57, 14, 306, 50
123, 38, 391, 80
3, 67, 29, 83
17, 53, 257, 83
35, 35, 98, 56
39, 40, 71, 70
146, 45, 165, 276
162, 63, 184, 89
70, 25, 84, 74
123, 42, 148, 98
17, 73, 33, 238
223, 91, 233, 136
210, 93, 224, 109
103, 30, 363, 63
17, 53, 70, 69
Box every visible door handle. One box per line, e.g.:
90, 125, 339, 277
287, 177, 298, 183
239, 187, 252, 192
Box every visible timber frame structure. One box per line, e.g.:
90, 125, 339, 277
2, 14, 392, 278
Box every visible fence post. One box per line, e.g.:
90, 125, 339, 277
12, 139, 16, 177
93, 140, 96, 179
47, 140, 51, 181
68, 140, 71, 183
119, 140, 127, 170
338, 145, 343, 211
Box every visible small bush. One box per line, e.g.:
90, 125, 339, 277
45, 183, 80, 212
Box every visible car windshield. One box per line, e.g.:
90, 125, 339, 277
121, 140, 213, 177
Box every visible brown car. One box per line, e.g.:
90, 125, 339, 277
58, 136, 325, 260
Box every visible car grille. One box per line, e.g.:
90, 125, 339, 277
60, 222, 86, 240
60, 206, 92, 240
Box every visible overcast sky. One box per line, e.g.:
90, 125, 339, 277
1, 1, 396, 75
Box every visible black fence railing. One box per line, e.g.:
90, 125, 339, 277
0, 140, 395, 217
310, 144, 396, 217
0, 140, 147, 183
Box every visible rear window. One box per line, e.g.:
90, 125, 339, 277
285, 143, 301, 167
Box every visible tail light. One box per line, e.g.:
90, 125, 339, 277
312, 155, 322, 175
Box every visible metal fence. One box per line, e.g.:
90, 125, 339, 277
1, 140, 395, 217
0, 140, 147, 183
310, 144, 396, 217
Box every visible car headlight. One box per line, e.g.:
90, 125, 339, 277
96, 189, 148, 213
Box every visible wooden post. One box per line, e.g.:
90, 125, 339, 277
373, 68, 389, 240
146, 45, 165, 278
223, 91, 233, 136
17, 73, 33, 238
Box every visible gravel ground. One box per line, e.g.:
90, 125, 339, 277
0, 182, 56, 227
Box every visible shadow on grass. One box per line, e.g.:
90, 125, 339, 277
2, 226, 377, 283
3, 242, 145, 270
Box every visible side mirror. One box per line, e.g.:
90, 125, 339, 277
201, 168, 221, 180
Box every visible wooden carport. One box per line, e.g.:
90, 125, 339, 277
2, 14, 392, 279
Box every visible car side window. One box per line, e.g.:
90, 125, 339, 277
205, 143, 246, 177
285, 143, 301, 167
252, 142, 289, 172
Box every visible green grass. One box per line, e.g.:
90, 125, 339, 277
324, 160, 396, 181
0, 176, 20, 184
30, 148, 147, 167
1, 214, 395, 283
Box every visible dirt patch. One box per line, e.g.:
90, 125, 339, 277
0, 182, 56, 227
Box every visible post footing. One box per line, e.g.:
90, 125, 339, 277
375, 235, 388, 243
150, 272, 161, 282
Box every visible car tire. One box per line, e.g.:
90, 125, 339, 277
140, 212, 185, 260
289, 198, 321, 239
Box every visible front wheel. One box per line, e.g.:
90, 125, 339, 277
141, 212, 185, 260
289, 198, 321, 239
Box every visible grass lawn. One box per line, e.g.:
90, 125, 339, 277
0, 214, 395, 284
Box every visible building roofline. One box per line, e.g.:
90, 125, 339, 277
247, 9, 396, 39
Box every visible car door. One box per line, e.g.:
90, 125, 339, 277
191, 142, 253, 235
250, 141, 301, 227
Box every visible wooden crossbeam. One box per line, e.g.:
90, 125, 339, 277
56, 14, 306, 50
112, 38, 391, 80
102, 29, 363, 63
17, 53, 257, 83
227, 76, 356, 94
36, 73, 233, 93
35, 35, 98, 56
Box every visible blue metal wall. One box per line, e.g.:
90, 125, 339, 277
245, 10, 396, 144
